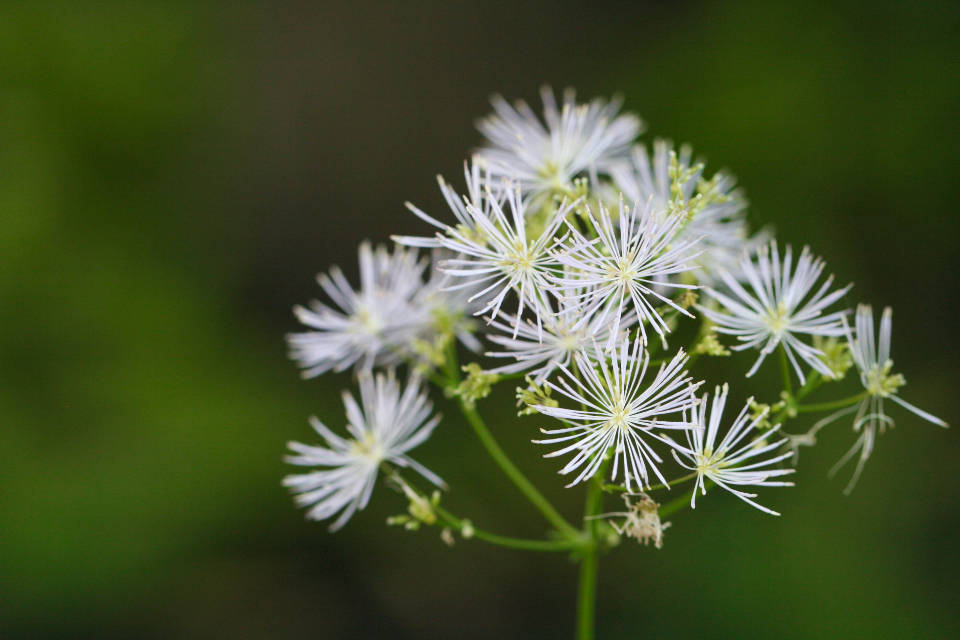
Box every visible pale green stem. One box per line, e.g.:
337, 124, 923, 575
779, 345, 793, 396
458, 400, 580, 537
392, 471, 582, 553
434, 505, 580, 552
601, 471, 699, 494
575, 469, 605, 640
796, 392, 867, 413
658, 485, 698, 519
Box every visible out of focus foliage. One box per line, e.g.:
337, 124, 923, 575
1, 1, 957, 638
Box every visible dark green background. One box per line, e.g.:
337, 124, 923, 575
1, 1, 957, 638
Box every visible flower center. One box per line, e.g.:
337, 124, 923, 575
606, 252, 638, 284
498, 240, 536, 274
350, 431, 384, 462
764, 301, 790, 334
864, 361, 905, 397
607, 397, 629, 430
352, 306, 383, 335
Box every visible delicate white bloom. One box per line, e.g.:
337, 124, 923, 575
823, 305, 948, 493
283, 372, 444, 530
698, 241, 851, 382
554, 198, 701, 348
413, 250, 484, 353
393, 161, 500, 249
401, 181, 575, 334
287, 243, 427, 376
671, 384, 795, 515
533, 338, 701, 490
484, 286, 630, 383
610, 140, 760, 284
475, 87, 642, 201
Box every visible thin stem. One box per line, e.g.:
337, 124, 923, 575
437, 343, 578, 537
576, 470, 604, 640
601, 471, 698, 494
795, 370, 823, 401
796, 392, 867, 413
434, 505, 580, 553
576, 543, 599, 640
771, 370, 825, 424
779, 345, 793, 396
458, 400, 580, 537
658, 485, 698, 519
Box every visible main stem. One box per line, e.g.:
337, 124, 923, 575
576, 472, 604, 640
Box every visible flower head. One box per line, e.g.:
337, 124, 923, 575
401, 179, 574, 334
412, 249, 485, 354
826, 305, 948, 493
287, 243, 427, 376
698, 241, 851, 382
554, 197, 701, 348
533, 337, 701, 490
283, 372, 444, 530
475, 87, 642, 201
394, 160, 500, 249
671, 384, 794, 515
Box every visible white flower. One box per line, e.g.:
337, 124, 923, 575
671, 384, 795, 515
824, 305, 948, 493
287, 243, 427, 376
404, 180, 574, 334
533, 338, 701, 490
698, 241, 851, 382
283, 372, 444, 531
393, 161, 500, 249
554, 197, 701, 348
484, 289, 628, 383
412, 250, 484, 353
610, 140, 761, 284
475, 87, 642, 200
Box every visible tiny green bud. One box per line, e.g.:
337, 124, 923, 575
748, 399, 773, 429
516, 376, 557, 416
813, 335, 853, 380
453, 363, 500, 408
693, 331, 730, 357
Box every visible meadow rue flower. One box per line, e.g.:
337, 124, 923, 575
475, 86, 642, 202
283, 372, 444, 531
698, 241, 851, 382
554, 197, 701, 348
394, 160, 500, 249
412, 250, 485, 354
287, 242, 427, 376
420, 181, 576, 335
825, 305, 948, 493
533, 337, 701, 490
610, 140, 759, 284
671, 384, 795, 515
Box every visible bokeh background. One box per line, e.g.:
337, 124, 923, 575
2, 1, 958, 638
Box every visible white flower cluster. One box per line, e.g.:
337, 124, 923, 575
282, 88, 945, 531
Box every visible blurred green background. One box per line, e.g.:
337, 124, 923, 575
1, 1, 957, 638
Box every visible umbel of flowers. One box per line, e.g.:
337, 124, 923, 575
281, 87, 947, 639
